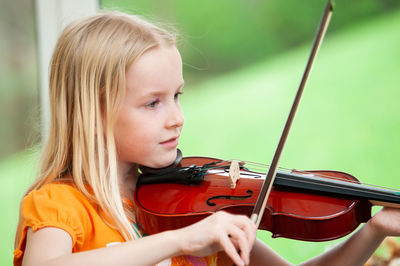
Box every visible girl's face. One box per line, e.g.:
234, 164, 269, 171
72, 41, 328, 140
114, 45, 184, 170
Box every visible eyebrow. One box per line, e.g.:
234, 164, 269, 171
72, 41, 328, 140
177, 81, 185, 91
141, 81, 185, 98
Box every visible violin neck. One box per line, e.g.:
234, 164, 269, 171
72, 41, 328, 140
275, 171, 400, 206
369, 200, 400, 208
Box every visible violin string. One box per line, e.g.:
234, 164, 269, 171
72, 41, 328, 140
204, 166, 400, 200
275, 174, 400, 200
229, 160, 400, 199
228, 159, 357, 186
228, 159, 400, 193
200, 160, 232, 171
196, 159, 400, 199
196, 159, 400, 194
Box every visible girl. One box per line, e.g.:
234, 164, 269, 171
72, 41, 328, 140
14, 11, 400, 266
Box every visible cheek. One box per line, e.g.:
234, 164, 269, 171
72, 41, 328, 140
114, 113, 140, 156
115, 130, 145, 163
114, 118, 158, 159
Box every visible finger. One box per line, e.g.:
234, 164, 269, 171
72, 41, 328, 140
230, 215, 258, 246
220, 232, 246, 266
227, 224, 251, 265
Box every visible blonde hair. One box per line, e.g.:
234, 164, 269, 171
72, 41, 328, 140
19, 11, 176, 242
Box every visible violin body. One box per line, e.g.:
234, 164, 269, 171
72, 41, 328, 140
134, 156, 372, 241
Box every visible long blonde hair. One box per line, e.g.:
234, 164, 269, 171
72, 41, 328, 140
21, 11, 176, 241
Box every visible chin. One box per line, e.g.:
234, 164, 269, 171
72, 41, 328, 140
146, 150, 178, 169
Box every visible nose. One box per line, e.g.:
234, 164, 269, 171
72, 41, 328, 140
166, 103, 184, 129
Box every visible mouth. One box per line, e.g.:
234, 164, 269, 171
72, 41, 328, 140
160, 136, 180, 147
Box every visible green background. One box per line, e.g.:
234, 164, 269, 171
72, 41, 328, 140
1, 1, 400, 265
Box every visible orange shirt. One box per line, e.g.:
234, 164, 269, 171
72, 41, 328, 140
13, 183, 217, 266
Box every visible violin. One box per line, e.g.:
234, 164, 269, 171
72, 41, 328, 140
134, 0, 400, 243
134, 155, 400, 241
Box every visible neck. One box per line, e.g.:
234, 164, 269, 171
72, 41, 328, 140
118, 161, 139, 200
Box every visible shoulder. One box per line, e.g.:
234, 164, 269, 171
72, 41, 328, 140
24, 182, 86, 202
22, 182, 96, 224
15, 183, 95, 264
29, 181, 83, 197
14, 183, 93, 263
20, 182, 97, 244
22, 182, 92, 215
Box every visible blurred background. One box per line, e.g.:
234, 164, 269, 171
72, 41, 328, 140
1, 0, 400, 264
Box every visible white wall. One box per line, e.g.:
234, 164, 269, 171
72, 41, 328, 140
35, 0, 98, 139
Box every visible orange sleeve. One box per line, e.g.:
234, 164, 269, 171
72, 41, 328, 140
14, 183, 93, 260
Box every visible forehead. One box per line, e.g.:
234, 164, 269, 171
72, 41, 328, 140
125, 45, 183, 95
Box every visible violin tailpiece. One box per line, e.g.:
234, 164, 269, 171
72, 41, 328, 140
229, 160, 240, 188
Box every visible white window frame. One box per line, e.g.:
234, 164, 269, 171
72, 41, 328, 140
35, 0, 98, 140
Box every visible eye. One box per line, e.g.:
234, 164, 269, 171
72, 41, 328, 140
146, 98, 160, 108
174, 92, 183, 100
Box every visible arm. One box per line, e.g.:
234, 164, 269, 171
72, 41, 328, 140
22, 212, 257, 266
217, 240, 293, 266
241, 223, 382, 266
299, 207, 400, 266
235, 207, 400, 266
298, 222, 383, 266
249, 240, 293, 266
23, 227, 182, 266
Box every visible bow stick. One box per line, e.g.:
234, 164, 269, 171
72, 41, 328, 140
250, 0, 335, 227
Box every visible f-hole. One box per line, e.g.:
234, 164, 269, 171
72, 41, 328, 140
206, 190, 253, 206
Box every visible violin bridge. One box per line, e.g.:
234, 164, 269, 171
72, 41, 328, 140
229, 160, 240, 189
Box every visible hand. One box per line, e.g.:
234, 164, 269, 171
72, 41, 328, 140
368, 207, 400, 238
176, 211, 257, 266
